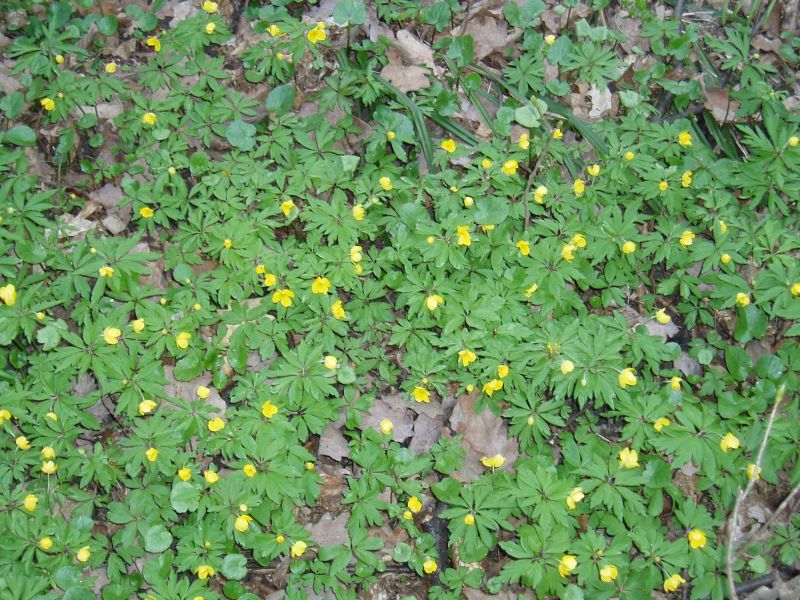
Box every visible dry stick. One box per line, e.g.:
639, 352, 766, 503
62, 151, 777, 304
725, 385, 786, 600
738, 480, 800, 547
523, 134, 554, 228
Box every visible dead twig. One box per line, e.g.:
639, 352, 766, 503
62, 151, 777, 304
725, 385, 786, 600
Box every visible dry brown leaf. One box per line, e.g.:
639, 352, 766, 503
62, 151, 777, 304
462, 15, 509, 59
379, 63, 430, 93
704, 87, 740, 124
394, 30, 435, 68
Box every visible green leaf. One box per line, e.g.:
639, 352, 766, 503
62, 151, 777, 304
226, 120, 256, 151
333, 0, 366, 25
393, 542, 411, 563
563, 584, 584, 600
724, 346, 752, 381
97, 15, 118, 35
54, 566, 83, 590
265, 84, 297, 116
337, 366, 356, 384
474, 197, 509, 224
37, 321, 67, 351
221, 554, 248, 580
170, 482, 199, 513
734, 305, 767, 343
144, 525, 173, 553
514, 105, 542, 129
2, 125, 36, 146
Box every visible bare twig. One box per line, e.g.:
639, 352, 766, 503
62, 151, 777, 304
738, 480, 800, 547
523, 134, 554, 228
725, 385, 786, 600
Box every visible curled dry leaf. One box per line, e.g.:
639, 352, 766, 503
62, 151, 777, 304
704, 87, 741, 124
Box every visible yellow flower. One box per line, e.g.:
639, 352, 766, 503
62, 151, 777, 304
687, 529, 707, 549
423, 559, 438, 574
534, 185, 548, 204
481, 158, 492, 168
560, 360, 574, 374
235, 515, 253, 532
331, 300, 347, 319
145, 447, 159, 462
195, 565, 216, 580
482, 379, 504, 397
464, 513, 475, 525
205, 22, 216, 34
36, 312, 45, 320
103, 327, 121, 345
23, 494, 38, 511
40, 97, 56, 111
465, 384, 474, 393
175, 331, 192, 349
168, 166, 176, 175
322, 356, 339, 372
573, 179, 585, 197
678, 131, 692, 147
307, 23, 326, 44
458, 349, 476, 367
735, 292, 750, 307
55, 54, 65, 64
178, 467, 192, 480
525, 282, 538, 298
204, 470, 220, 484
39, 536, 53, 550
747, 463, 761, 480
15, 436, 30, 450
719, 220, 728, 234
202, 0, 218, 13
618, 447, 639, 469
311, 277, 331, 295
679, 230, 695, 248
497, 364, 509, 378
600, 564, 618, 582
243, 464, 256, 477
791, 282, 800, 296
681, 170, 692, 188
544, 34, 556, 45
261, 400, 278, 419
131, 318, 145, 334
0, 409, 12, 424
386, 130, 395, 140
46, 412, 57, 421
502, 159, 518, 175
411, 386, 430, 403
352, 204, 365, 221
196, 386, 210, 399
720, 432, 740, 453
98, 266, 114, 278
425, 294, 444, 312
379, 419, 393, 435
587, 164, 600, 177
0, 284, 17, 306
379, 176, 393, 191
350, 245, 363, 263
207, 417, 225, 432
789, 136, 799, 147
254, 264, 266, 275
654, 417, 671, 432
276, 534, 285, 543
671, 376, 682, 390
263, 273, 277, 287
440, 139, 456, 153
105, 62, 117, 74
659, 181, 669, 191
146, 36, 161, 52
518, 133, 529, 150
558, 555, 577, 577
653, 308, 671, 324
142, 112, 157, 125
553, 128, 563, 140
624, 151, 635, 161
42, 461, 57, 474
480, 454, 506, 468
515, 240, 530, 256
463, 196, 474, 207
42, 446, 56, 459
663, 574, 686, 592
280, 199, 295, 216
407, 496, 422, 513
267, 24, 283, 37
622, 241, 636, 254
76, 546, 91, 563
570, 234, 587, 248
222, 239, 232, 249
291, 540, 308, 557
561, 243, 576, 262
456, 225, 472, 247
566, 487, 584, 510
271, 288, 295, 307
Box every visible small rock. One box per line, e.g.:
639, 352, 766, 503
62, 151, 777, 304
90, 183, 125, 211
778, 575, 800, 599
675, 352, 702, 377
308, 512, 349, 547
744, 586, 778, 600
318, 424, 349, 461
102, 214, 128, 235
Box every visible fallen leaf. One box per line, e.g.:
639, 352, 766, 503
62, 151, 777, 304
379, 63, 431, 93
704, 87, 740, 124
318, 423, 349, 461
462, 15, 509, 59
364, 395, 414, 442
308, 512, 349, 547
394, 30, 435, 69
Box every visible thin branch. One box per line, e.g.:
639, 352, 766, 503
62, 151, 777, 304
523, 134, 554, 228
738, 480, 800, 547
725, 385, 786, 600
